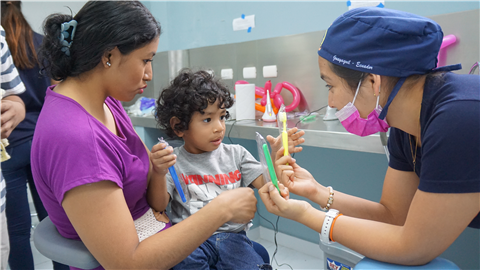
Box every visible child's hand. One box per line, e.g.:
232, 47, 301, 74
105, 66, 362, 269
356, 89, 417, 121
150, 142, 176, 175
266, 127, 305, 156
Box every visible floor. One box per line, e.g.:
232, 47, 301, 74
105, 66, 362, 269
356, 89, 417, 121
252, 235, 325, 270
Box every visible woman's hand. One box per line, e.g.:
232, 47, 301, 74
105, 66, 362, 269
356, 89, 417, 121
150, 143, 176, 175
258, 182, 312, 222
274, 150, 320, 199
214, 188, 258, 224
267, 127, 305, 156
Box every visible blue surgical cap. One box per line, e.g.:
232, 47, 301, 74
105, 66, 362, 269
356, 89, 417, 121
318, 7, 461, 119
318, 7, 444, 77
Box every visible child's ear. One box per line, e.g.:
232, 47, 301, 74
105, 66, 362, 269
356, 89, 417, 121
170, 117, 184, 137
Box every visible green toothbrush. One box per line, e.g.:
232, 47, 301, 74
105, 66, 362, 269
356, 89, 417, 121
262, 144, 281, 194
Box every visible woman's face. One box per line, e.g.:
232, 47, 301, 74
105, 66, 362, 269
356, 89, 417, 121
107, 37, 160, 102
318, 56, 376, 118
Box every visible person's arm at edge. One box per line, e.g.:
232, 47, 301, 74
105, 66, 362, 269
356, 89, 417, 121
1, 95, 25, 138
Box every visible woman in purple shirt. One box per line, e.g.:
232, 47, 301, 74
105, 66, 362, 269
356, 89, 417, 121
32, 2, 258, 269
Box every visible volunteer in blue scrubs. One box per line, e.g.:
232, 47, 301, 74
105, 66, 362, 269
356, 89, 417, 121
259, 7, 479, 266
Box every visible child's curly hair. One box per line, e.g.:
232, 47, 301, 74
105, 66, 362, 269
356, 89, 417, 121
155, 68, 234, 139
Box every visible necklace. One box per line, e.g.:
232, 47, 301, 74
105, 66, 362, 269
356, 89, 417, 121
409, 134, 419, 172
409, 103, 422, 172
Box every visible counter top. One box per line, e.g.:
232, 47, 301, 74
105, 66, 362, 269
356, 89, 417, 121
129, 115, 386, 154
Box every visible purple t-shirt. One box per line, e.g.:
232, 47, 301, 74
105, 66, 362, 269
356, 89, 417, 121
31, 86, 150, 240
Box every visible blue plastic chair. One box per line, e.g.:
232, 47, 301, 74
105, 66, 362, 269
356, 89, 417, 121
320, 237, 459, 270
355, 257, 460, 270
33, 216, 270, 269
33, 217, 99, 269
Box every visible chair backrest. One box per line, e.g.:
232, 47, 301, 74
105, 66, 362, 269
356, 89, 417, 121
33, 216, 100, 270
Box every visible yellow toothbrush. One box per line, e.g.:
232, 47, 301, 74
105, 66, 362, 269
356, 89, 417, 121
278, 111, 289, 164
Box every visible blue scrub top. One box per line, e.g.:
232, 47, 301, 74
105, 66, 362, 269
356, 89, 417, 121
388, 72, 480, 228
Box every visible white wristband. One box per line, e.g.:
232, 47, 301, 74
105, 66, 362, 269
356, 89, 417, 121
320, 209, 339, 244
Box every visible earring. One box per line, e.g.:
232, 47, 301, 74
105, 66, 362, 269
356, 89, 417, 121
106, 61, 111, 67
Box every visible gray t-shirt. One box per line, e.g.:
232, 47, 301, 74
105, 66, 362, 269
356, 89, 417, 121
166, 143, 262, 233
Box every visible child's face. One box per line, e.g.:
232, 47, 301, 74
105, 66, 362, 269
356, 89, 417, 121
181, 100, 228, 154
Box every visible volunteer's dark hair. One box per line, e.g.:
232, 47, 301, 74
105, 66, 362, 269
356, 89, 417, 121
328, 62, 430, 95
155, 68, 234, 139
39, 0, 161, 81
1, 1, 37, 69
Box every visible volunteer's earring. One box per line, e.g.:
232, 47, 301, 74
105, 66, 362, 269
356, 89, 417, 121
106, 61, 111, 67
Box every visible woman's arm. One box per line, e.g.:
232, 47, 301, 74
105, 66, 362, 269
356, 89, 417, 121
260, 174, 480, 265
320, 167, 419, 225
63, 181, 257, 269
275, 153, 419, 225
333, 190, 479, 265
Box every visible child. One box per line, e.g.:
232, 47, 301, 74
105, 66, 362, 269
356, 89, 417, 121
150, 68, 303, 270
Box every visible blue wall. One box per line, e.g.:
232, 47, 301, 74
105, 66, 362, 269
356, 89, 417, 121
142, 1, 479, 52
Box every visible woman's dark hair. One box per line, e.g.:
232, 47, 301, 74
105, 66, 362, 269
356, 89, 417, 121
1, 1, 37, 69
155, 68, 234, 139
329, 62, 368, 91
38, 1, 161, 81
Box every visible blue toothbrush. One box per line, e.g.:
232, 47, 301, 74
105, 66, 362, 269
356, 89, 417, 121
158, 138, 187, 203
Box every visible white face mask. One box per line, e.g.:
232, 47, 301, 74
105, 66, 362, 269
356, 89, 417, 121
335, 80, 390, 137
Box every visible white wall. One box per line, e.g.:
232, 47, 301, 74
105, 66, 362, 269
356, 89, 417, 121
21, 1, 88, 33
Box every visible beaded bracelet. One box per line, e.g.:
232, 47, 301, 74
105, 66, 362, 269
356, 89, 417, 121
320, 186, 334, 211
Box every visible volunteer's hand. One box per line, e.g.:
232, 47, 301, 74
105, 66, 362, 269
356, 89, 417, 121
150, 142, 176, 175
267, 127, 305, 156
258, 182, 311, 222
1, 97, 26, 139
274, 150, 319, 199
215, 188, 257, 224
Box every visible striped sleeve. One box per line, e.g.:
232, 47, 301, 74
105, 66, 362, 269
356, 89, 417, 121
1, 26, 25, 98
0, 171, 5, 213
